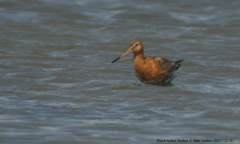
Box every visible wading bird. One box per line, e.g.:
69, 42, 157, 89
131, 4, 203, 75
111, 40, 183, 85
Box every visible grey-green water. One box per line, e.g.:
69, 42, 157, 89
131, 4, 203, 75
0, 0, 240, 144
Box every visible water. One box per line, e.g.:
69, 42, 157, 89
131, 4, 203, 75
0, 0, 240, 143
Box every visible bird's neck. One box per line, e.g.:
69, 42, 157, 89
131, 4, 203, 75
134, 49, 144, 63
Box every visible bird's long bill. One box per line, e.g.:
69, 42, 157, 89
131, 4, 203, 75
111, 48, 132, 63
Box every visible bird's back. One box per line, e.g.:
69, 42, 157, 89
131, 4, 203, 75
134, 56, 183, 85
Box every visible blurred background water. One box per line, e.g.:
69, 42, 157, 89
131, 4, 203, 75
0, 0, 240, 144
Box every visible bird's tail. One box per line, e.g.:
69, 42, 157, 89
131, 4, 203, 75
175, 59, 184, 64
175, 59, 184, 71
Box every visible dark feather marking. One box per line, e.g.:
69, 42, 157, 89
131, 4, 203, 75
152, 57, 184, 73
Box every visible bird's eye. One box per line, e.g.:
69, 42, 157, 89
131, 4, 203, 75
135, 44, 138, 46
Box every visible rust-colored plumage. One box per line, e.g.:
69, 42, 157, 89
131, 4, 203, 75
111, 40, 183, 85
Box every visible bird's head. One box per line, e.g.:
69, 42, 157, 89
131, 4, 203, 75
111, 40, 143, 63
